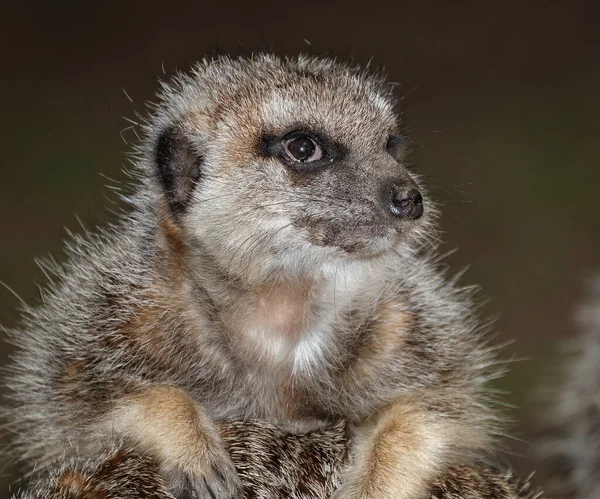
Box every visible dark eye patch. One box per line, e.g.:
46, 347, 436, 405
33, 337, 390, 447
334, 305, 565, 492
258, 125, 348, 172
259, 127, 347, 173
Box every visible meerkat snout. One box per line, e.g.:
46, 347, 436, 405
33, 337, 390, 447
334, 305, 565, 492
388, 186, 424, 220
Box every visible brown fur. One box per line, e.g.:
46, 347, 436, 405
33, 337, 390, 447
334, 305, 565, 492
346, 300, 411, 384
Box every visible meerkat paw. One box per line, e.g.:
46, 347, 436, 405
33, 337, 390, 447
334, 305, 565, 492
333, 401, 488, 499
167, 443, 243, 499
106, 385, 244, 498
331, 473, 412, 499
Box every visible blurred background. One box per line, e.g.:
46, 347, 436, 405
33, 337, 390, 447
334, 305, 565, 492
0, 0, 598, 495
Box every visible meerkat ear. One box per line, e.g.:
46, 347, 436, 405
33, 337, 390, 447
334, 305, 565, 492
154, 124, 204, 216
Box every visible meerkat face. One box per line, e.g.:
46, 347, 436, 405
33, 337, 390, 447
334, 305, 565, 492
151, 56, 426, 280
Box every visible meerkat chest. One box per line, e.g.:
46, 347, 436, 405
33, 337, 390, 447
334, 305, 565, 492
221, 280, 327, 365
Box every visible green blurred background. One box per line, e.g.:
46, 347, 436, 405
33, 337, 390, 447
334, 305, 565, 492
1, 0, 598, 495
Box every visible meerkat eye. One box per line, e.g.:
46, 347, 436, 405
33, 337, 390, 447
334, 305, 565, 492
283, 135, 323, 163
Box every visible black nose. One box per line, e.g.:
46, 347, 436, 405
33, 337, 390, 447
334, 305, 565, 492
389, 187, 423, 219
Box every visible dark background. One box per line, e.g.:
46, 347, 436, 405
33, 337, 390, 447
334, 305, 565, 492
1, 0, 599, 495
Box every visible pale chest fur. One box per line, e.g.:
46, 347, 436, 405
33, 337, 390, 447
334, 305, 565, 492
219, 280, 318, 367
204, 267, 414, 424
217, 270, 368, 370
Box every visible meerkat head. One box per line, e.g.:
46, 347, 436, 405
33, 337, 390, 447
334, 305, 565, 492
146, 55, 430, 283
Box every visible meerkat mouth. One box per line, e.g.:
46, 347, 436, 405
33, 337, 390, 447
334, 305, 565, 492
291, 214, 414, 257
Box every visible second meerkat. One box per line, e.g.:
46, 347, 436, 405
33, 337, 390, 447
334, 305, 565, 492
7, 55, 499, 498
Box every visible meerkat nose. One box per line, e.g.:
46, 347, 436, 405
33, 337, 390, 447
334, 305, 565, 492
389, 187, 424, 220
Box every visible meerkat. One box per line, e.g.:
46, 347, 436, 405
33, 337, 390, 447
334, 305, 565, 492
536, 274, 600, 499
5, 54, 506, 498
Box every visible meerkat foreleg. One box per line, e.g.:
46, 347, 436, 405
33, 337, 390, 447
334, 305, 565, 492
333, 399, 488, 499
100, 385, 243, 498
